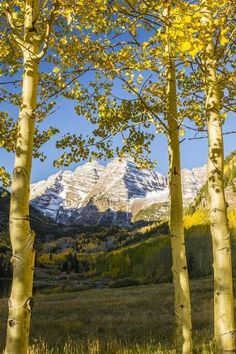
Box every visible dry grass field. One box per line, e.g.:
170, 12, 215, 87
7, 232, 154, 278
0, 277, 222, 353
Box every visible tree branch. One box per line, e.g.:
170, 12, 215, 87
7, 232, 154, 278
117, 74, 169, 133
5, 3, 24, 47
36, 1, 59, 60
186, 130, 236, 141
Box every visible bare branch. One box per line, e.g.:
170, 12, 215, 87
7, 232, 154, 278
182, 123, 206, 132
0, 79, 21, 85
187, 130, 236, 141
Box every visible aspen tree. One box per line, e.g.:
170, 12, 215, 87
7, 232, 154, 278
4, 1, 57, 353
177, 0, 236, 350
181, 1, 236, 350
2, 1, 111, 351
200, 1, 235, 352
167, 63, 192, 354
164, 9, 192, 352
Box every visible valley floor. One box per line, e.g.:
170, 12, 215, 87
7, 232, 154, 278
0, 277, 224, 353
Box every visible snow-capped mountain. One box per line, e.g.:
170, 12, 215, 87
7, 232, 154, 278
30, 158, 207, 227
30, 161, 105, 222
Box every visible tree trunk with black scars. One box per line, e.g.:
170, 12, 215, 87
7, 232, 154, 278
201, 1, 235, 352
5, 1, 39, 353
166, 57, 192, 354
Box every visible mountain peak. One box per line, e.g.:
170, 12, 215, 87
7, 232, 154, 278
74, 160, 104, 175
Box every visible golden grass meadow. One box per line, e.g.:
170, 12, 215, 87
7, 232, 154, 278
0, 277, 224, 353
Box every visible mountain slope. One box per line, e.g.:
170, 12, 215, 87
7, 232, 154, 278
0, 188, 63, 238
189, 151, 236, 212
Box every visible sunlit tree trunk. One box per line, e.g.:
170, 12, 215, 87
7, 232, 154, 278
5, 1, 39, 353
201, 1, 235, 352
207, 85, 235, 353
205, 40, 235, 354
166, 57, 192, 354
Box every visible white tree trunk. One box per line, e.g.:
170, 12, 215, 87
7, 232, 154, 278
5, 1, 39, 353
206, 65, 235, 353
200, 1, 236, 351
166, 59, 192, 354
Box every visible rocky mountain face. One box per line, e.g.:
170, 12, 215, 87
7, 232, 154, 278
182, 166, 208, 203
192, 151, 236, 211
0, 187, 64, 237
30, 157, 207, 227
30, 161, 105, 223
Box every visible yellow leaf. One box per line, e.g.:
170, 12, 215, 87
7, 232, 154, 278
220, 36, 229, 45
189, 46, 200, 57
152, 48, 160, 56
184, 15, 192, 23
160, 33, 168, 39
176, 30, 185, 38
180, 41, 192, 52
53, 67, 60, 73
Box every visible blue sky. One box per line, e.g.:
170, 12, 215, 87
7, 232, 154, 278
1, 96, 235, 183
